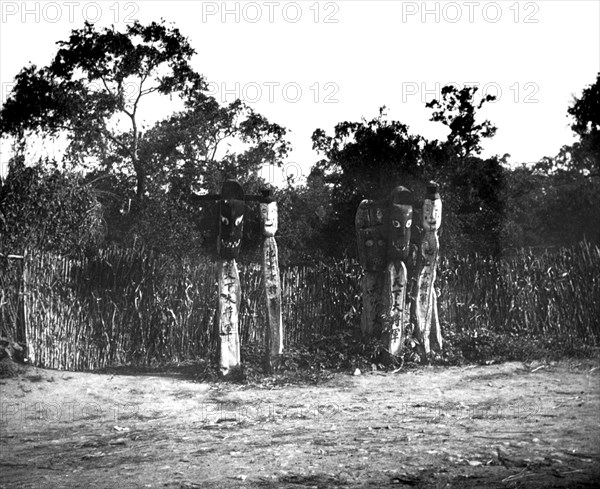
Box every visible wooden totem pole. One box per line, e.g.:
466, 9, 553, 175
384, 187, 413, 356
355, 199, 386, 337
356, 186, 413, 357
217, 181, 245, 375
195, 181, 283, 375
414, 183, 443, 356
356, 183, 442, 359
260, 192, 283, 369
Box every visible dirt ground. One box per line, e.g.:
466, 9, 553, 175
1, 359, 599, 488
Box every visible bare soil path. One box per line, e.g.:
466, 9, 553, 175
1, 359, 599, 488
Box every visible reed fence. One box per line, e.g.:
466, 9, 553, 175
1, 242, 598, 370
438, 242, 600, 343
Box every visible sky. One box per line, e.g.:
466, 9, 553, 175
1, 0, 599, 185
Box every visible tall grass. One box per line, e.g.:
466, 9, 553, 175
0, 242, 597, 370
439, 242, 600, 347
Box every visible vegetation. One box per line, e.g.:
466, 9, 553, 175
1, 243, 597, 374
0, 20, 598, 374
0, 20, 289, 257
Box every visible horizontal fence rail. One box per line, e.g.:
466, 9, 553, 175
0, 242, 598, 370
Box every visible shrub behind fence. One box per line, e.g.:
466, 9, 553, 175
0, 242, 598, 370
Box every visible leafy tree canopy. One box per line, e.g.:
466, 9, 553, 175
425, 85, 497, 159
312, 107, 424, 201
1, 20, 290, 257
0, 20, 289, 206
309, 87, 503, 258
537, 72, 600, 178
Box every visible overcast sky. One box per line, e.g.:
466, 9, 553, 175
1, 1, 599, 185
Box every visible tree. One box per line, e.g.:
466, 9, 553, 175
312, 107, 424, 198
139, 94, 290, 200
1, 21, 291, 257
0, 20, 201, 205
274, 170, 333, 265
119, 92, 291, 258
426, 85, 497, 158
529, 74, 600, 247
307, 87, 504, 259
535, 73, 599, 179
423, 86, 504, 256
566, 72, 600, 177
499, 165, 547, 250
439, 154, 505, 256
311, 108, 423, 257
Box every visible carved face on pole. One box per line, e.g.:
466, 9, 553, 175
356, 199, 387, 272
218, 180, 245, 260
260, 201, 278, 237
387, 186, 413, 262
422, 183, 442, 232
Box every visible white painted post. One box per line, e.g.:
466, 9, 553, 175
415, 183, 443, 358
217, 258, 241, 376
260, 200, 283, 369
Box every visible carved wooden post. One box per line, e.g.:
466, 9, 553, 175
415, 183, 442, 358
217, 260, 241, 376
355, 200, 387, 336
260, 193, 283, 370
383, 187, 413, 356
217, 180, 245, 376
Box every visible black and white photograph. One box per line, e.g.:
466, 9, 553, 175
1, 1, 599, 487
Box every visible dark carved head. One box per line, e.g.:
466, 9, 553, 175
356, 199, 387, 272
387, 186, 413, 262
218, 180, 245, 260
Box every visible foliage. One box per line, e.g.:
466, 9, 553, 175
312, 107, 424, 199
237, 331, 418, 385
440, 328, 597, 365
425, 85, 497, 158
0, 21, 290, 256
311, 107, 424, 258
422, 86, 504, 256
499, 165, 547, 249
310, 87, 503, 258
516, 73, 600, 250
0, 20, 201, 202
0, 156, 105, 255
567, 72, 600, 177
0, 337, 25, 363
537, 72, 600, 178
274, 171, 333, 265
